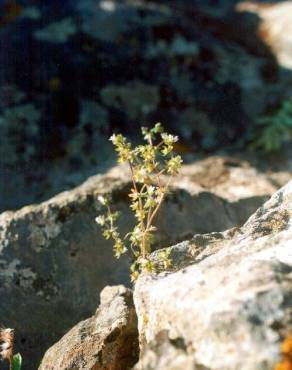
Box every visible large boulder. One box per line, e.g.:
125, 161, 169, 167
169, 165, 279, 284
134, 180, 292, 370
39, 285, 139, 370
0, 157, 285, 369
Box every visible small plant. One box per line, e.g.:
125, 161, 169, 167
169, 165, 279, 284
95, 123, 182, 281
0, 328, 22, 370
251, 99, 292, 152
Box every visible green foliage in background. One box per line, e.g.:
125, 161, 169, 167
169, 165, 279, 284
11, 353, 22, 370
251, 99, 292, 152
96, 123, 182, 281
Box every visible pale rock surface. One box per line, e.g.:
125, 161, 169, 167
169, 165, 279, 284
236, 1, 292, 69
134, 180, 292, 370
39, 285, 139, 370
0, 156, 289, 368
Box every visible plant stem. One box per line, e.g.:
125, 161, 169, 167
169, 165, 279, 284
146, 176, 172, 231
129, 161, 147, 257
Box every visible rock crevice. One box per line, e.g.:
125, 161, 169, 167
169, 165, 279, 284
0, 158, 290, 369
133, 180, 292, 370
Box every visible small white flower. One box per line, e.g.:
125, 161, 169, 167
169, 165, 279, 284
161, 133, 178, 145
95, 215, 105, 226
98, 195, 107, 205
109, 134, 117, 143
147, 185, 156, 195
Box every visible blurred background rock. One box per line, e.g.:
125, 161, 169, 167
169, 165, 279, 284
0, 0, 292, 210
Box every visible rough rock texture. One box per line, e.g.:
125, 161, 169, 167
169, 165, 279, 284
0, 157, 286, 370
134, 180, 292, 370
39, 285, 139, 370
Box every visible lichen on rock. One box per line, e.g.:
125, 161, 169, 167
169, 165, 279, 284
39, 285, 139, 370
134, 180, 292, 370
34, 18, 77, 43
0, 157, 286, 369
100, 81, 160, 120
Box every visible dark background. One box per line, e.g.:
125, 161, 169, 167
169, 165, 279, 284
0, 0, 291, 213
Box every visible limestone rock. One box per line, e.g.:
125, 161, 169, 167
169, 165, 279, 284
134, 180, 292, 370
39, 285, 139, 370
0, 157, 287, 369
133, 330, 198, 370
236, 1, 292, 69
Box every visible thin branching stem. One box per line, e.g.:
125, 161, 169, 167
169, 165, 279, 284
97, 124, 182, 280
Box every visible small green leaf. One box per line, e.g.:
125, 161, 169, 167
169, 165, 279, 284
12, 353, 22, 370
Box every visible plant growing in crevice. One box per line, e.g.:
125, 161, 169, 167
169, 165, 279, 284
251, 99, 292, 152
0, 328, 22, 370
95, 123, 183, 281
